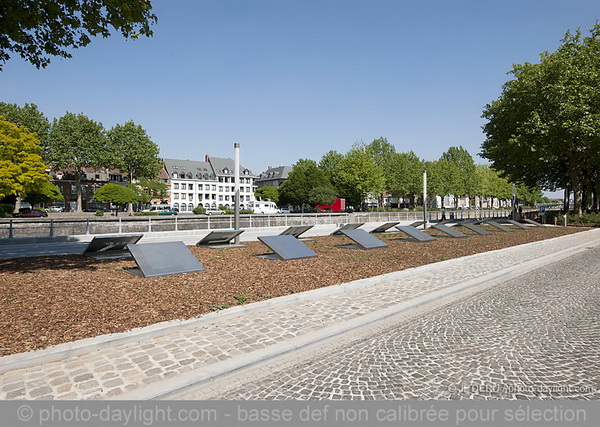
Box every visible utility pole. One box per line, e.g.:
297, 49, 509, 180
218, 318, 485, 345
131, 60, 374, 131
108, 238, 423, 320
234, 143, 240, 243
423, 170, 428, 228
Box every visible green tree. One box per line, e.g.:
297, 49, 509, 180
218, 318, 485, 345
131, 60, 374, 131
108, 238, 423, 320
128, 178, 168, 207
278, 159, 333, 209
387, 151, 423, 207
24, 181, 64, 206
308, 186, 337, 207
0, 0, 157, 70
93, 183, 139, 216
254, 186, 279, 203
0, 103, 50, 145
336, 142, 385, 208
46, 112, 109, 212
366, 137, 396, 205
440, 146, 477, 207
0, 117, 50, 209
318, 150, 344, 193
481, 24, 600, 213
107, 120, 161, 213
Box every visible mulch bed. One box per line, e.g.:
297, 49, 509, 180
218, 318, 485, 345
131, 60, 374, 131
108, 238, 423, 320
0, 226, 587, 356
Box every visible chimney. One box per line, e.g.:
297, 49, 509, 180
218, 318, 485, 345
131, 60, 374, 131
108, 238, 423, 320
205, 155, 210, 162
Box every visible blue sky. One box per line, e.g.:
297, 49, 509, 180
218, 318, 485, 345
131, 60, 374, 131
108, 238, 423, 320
1, 0, 599, 180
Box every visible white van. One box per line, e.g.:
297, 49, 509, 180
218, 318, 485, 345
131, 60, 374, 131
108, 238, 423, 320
247, 200, 280, 214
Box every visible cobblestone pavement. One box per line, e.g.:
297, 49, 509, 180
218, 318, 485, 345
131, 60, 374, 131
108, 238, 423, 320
1, 229, 599, 400
182, 245, 600, 400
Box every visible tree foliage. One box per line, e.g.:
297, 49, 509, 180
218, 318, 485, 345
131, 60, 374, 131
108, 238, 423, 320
0, 0, 157, 70
0, 116, 50, 200
0, 102, 50, 144
47, 112, 109, 212
254, 186, 279, 203
24, 181, 64, 205
129, 178, 168, 206
336, 142, 385, 208
93, 183, 139, 215
107, 120, 161, 182
481, 24, 600, 213
308, 186, 337, 207
278, 159, 333, 208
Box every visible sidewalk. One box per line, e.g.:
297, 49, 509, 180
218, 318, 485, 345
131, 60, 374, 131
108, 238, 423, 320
1, 228, 599, 400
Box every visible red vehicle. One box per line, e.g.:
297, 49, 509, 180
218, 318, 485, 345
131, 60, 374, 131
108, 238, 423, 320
315, 198, 346, 213
14, 209, 48, 218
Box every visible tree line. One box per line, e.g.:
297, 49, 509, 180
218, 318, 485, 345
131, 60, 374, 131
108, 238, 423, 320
0, 102, 164, 213
272, 138, 545, 211
481, 23, 600, 214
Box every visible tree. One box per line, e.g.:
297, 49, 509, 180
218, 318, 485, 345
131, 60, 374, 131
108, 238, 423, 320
129, 178, 168, 207
307, 186, 337, 207
336, 142, 385, 208
0, 0, 157, 70
107, 120, 161, 213
387, 151, 423, 207
93, 183, 139, 216
440, 146, 477, 207
318, 150, 344, 193
0, 103, 50, 145
366, 137, 396, 205
481, 24, 600, 213
278, 159, 333, 209
0, 117, 50, 206
46, 112, 109, 212
254, 186, 279, 203
23, 181, 64, 206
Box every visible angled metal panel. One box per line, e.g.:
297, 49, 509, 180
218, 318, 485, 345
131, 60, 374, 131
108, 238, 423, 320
83, 234, 143, 259
196, 229, 246, 248
431, 223, 468, 238
126, 241, 205, 277
521, 218, 543, 227
339, 229, 388, 249
484, 220, 514, 232
408, 221, 425, 228
279, 225, 314, 238
395, 225, 436, 242
460, 222, 492, 235
505, 219, 529, 229
369, 222, 400, 233
257, 235, 318, 260
331, 223, 364, 236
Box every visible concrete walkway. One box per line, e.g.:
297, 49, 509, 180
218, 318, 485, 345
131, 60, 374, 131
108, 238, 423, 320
0, 228, 599, 400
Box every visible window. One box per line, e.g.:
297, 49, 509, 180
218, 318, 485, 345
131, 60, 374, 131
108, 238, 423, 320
71, 185, 77, 193
219, 195, 223, 201
211, 194, 216, 200
205, 194, 210, 199
174, 183, 179, 190
173, 193, 179, 199
180, 204, 186, 212
212, 185, 216, 191
172, 172, 178, 178
189, 193, 193, 200
188, 184, 193, 191
219, 186, 223, 192
173, 203, 179, 210
219, 177, 224, 182
94, 174, 100, 180
181, 193, 186, 200
225, 195, 230, 201
181, 183, 186, 190
188, 203, 193, 211
198, 184, 203, 190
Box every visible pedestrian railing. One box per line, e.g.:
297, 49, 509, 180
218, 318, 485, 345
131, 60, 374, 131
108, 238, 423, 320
0, 210, 512, 239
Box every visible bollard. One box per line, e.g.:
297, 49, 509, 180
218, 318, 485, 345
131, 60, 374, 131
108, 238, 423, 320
49, 219, 54, 237
9, 219, 14, 238
148, 217, 152, 232
564, 214, 567, 227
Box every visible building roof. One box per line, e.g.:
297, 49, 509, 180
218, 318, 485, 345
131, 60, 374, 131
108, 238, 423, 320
206, 156, 257, 178
257, 166, 292, 182
163, 158, 215, 180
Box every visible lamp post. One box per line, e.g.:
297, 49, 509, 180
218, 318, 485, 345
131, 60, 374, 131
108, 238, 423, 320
234, 143, 240, 243
423, 170, 428, 228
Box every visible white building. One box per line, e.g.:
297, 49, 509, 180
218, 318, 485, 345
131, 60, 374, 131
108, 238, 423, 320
162, 156, 257, 212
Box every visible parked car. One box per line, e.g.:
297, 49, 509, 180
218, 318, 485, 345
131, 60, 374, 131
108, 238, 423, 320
14, 209, 48, 218
142, 205, 178, 215
49, 206, 63, 212
205, 208, 226, 215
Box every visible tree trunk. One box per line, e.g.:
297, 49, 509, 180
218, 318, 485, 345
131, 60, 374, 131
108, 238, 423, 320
76, 171, 83, 213
13, 195, 22, 214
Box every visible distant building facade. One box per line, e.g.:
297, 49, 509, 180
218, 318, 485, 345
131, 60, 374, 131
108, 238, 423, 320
256, 166, 292, 189
162, 156, 257, 211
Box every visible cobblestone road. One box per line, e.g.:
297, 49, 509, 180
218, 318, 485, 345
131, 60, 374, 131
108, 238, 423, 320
183, 245, 600, 400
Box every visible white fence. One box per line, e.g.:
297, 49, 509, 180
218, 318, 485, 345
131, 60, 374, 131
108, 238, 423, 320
0, 210, 512, 239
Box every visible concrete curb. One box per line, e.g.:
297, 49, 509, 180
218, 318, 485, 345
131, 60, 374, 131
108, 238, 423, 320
115, 231, 600, 399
